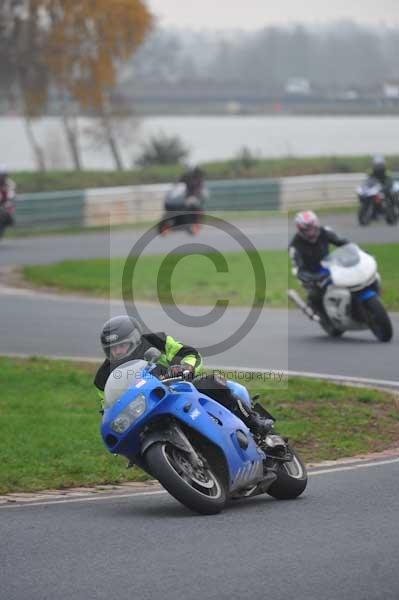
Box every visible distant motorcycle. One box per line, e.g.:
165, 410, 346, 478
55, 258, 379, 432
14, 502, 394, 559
357, 177, 399, 226
158, 183, 206, 236
288, 243, 393, 342
101, 351, 307, 515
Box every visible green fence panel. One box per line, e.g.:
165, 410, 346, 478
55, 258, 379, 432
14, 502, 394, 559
15, 190, 86, 229
207, 178, 281, 211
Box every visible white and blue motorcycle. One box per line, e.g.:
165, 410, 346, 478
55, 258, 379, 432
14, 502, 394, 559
288, 243, 393, 342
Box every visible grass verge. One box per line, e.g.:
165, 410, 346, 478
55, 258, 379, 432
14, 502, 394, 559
23, 243, 399, 311
1, 356, 398, 494
12, 155, 399, 192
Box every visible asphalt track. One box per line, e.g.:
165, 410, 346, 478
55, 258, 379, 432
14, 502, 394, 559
0, 213, 398, 266
0, 212, 398, 383
0, 287, 398, 383
1, 213, 398, 599
2, 457, 399, 600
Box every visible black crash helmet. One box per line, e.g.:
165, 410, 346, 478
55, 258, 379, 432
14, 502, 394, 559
100, 316, 143, 362
372, 155, 386, 177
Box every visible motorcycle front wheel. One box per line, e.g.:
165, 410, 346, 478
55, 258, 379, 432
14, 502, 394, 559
145, 442, 227, 514
267, 447, 308, 500
362, 296, 393, 342
319, 316, 344, 338
358, 201, 373, 226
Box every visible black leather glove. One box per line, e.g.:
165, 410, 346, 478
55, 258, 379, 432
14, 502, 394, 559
300, 270, 329, 285
299, 270, 316, 283
315, 273, 330, 289
167, 363, 194, 380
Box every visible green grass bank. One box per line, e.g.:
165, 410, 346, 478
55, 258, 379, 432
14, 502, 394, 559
23, 243, 399, 311
1, 356, 398, 494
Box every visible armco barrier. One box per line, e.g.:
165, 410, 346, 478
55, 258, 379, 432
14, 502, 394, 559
280, 173, 363, 211
84, 179, 281, 226
207, 178, 280, 211
84, 184, 168, 227
13, 173, 370, 230
15, 190, 85, 229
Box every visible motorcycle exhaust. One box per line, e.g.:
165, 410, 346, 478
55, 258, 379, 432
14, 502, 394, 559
287, 289, 320, 322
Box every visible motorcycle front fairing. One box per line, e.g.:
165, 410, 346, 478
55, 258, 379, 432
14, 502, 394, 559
357, 177, 383, 199
322, 244, 378, 293
101, 370, 265, 492
320, 244, 379, 329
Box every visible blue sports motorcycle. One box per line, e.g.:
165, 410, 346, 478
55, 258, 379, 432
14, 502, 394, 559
101, 351, 307, 515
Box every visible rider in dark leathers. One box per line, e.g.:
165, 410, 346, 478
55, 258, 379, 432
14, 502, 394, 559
289, 211, 348, 317
94, 316, 273, 434
0, 165, 16, 231
0, 165, 16, 207
179, 166, 205, 198
369, 155, 393, 192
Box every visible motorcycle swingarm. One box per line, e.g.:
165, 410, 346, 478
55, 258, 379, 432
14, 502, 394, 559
264, 449, 294, 463
233, 472, 278, 499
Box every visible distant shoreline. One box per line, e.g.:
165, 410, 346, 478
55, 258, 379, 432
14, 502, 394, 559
3, 114, 399, 171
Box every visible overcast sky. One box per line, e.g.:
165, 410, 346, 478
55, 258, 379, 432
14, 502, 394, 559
148, 0, 399, 30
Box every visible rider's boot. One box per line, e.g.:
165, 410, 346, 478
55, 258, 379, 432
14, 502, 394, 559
230, 393, 274, 435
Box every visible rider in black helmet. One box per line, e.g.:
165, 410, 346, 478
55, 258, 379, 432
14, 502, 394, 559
94, 315, 273, 434
0, 164, 16, 207
179, 166, 205, 198
94, 316, 202, 391
370, 155, 393, 191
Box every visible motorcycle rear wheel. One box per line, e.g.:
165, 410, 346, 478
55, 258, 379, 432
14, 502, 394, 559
267, 447, 308, 500
385, 202, 399, 225
358, 202, 373, 226
145, 442, 227, 514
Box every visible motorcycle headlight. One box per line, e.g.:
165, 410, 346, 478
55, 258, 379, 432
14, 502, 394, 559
111, 393, 146, 434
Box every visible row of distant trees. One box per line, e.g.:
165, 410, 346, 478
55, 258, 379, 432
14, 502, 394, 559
0, 0, 153, 171
129, 22, 399, 93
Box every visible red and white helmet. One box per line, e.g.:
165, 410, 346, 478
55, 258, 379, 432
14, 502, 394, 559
295, 211, 321, 243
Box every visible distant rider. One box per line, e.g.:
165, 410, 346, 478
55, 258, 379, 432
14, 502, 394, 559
369, 155, 393, 192
94, 315, 273, 434
0, 164, 16, 207
179, 166, 205, 201
289, 211, 348, 318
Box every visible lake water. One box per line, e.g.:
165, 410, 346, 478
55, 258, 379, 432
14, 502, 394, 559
2, 115, 399, 171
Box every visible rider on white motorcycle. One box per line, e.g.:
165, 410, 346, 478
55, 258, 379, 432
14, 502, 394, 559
289, 211, 348, 319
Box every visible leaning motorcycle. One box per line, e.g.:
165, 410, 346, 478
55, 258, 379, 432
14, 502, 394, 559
357, 177, 399, 226
158, 183, 206, 236
100, 354, 307, 515
288, 243, 393, 342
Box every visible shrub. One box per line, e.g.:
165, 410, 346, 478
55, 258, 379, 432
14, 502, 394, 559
135, 132, 189, 167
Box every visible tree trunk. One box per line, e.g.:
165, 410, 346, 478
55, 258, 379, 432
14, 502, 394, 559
101, 105, 124, 171
60, 97, 83, 170
24, 115, 46, 172
62, 114, 83, 171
